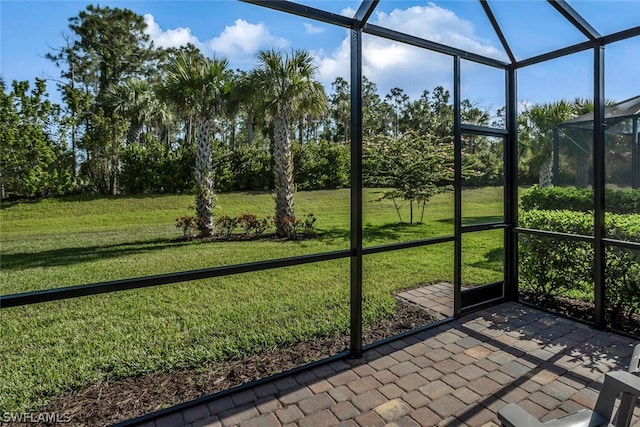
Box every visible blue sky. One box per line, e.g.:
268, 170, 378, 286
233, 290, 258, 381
1, 0, 638, 111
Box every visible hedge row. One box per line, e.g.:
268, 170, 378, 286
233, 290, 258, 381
120, 140, 350, 195
520, 185, 640, 214
519, 209, 640, 323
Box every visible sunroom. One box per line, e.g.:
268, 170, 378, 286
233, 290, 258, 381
1, 1, 639, 426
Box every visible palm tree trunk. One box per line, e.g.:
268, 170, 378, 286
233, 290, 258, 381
273, 108, 295, 237
539, 157, 553, 188
194, 116, 215, 236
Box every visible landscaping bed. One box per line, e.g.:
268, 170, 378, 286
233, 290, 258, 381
520, 291, 640, 337
16, 300, 435, 427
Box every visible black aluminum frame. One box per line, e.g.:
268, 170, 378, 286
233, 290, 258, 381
3, 6, 640, 421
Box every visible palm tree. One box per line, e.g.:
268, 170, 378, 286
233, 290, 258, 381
158, 52, 233, 236
250, 49, 327, 237
520, 100, 593, 187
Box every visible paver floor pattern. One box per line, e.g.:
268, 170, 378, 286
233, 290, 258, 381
144, 301, 639, 427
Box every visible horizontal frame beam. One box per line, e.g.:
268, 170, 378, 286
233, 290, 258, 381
517, 26, 640, 69
515, 227, 595, 243
603, 238, 640, 251
240, 0, 353, 28
462, 223, 508, 233
1, 250, 351, 308
461, 124, 509, 136
515, 40, 594, 68
362, 235, 455, 256
364, 24, 509, 69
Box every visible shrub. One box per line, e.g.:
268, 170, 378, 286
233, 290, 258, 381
303, 213, 317, 236
237, 213, 258, 235
120, 138, 194, 194
606, 246, 640, 323
519, 209, 640, 322
175, 215, 200, 239
215, 215, 238, 237
273, 213, 317, 239
251, 217, 270, 236
518, 210, 593, 300
229, 146, 272, 191
177, 213, 316, 240
294, 140, 350, 190
521, 185, 640, 214
237, 213, 271, 237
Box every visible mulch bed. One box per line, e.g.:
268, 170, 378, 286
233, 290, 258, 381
520, 291, 640, 336
14, 299, 435, 427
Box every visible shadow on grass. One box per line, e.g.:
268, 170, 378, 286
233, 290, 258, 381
469, 247, 505, 271
0, 193, 173, 210
316, 227, 350, 244
315, 223, 410, 243
362, 222, 431, 241
1, 191, 276, 210
436, 215, 504, 226
1, 238, 186, 270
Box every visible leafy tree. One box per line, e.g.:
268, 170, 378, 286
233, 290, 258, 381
48, 5, 157, 194
328, 77, 350, 143
159, 52, 235, 236
0, 79, 73, 198
385, 87, 409, 137
363, 132, 454, 224
249, 49, 327, 237
361, 76, 386, 137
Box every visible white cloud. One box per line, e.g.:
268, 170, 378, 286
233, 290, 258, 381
303, 22, 325, 34
314, 37, 351, 88
311, 2, 506, 100
143, 15, 288, 68
144, 14, 202, 50
372, 3, 504, 59
207, 19, 288, 60
340, 7, 356, 18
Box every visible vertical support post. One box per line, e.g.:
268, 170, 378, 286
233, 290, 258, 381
593, 45, 606, 330
553, 126, 560, 186
633, 117, 639, 189
505, 65, 519, 301
453, 56, 462, 316
350, 28, 363, 356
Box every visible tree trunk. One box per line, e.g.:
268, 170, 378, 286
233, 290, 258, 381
247, 112, 254, 145
194, 116, 215, 236
272, 108, 295, 237
539, 157, 553, 188
298, 117, 304, 144
126, 123, 142, 145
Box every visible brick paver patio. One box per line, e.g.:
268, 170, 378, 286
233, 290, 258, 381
137, 301, 639, 427
397, 282, 456, 319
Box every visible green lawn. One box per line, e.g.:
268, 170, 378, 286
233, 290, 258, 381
0, 187, 503, 413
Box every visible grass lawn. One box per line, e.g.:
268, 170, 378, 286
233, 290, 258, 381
0, 187, 503, 413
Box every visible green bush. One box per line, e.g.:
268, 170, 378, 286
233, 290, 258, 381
519, 209, 640, 323
228, 145, 272, 191
294, 140, 350, 190
521, 185, 640, 214
120, 138, 194, 194
518, 210, 593, 300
